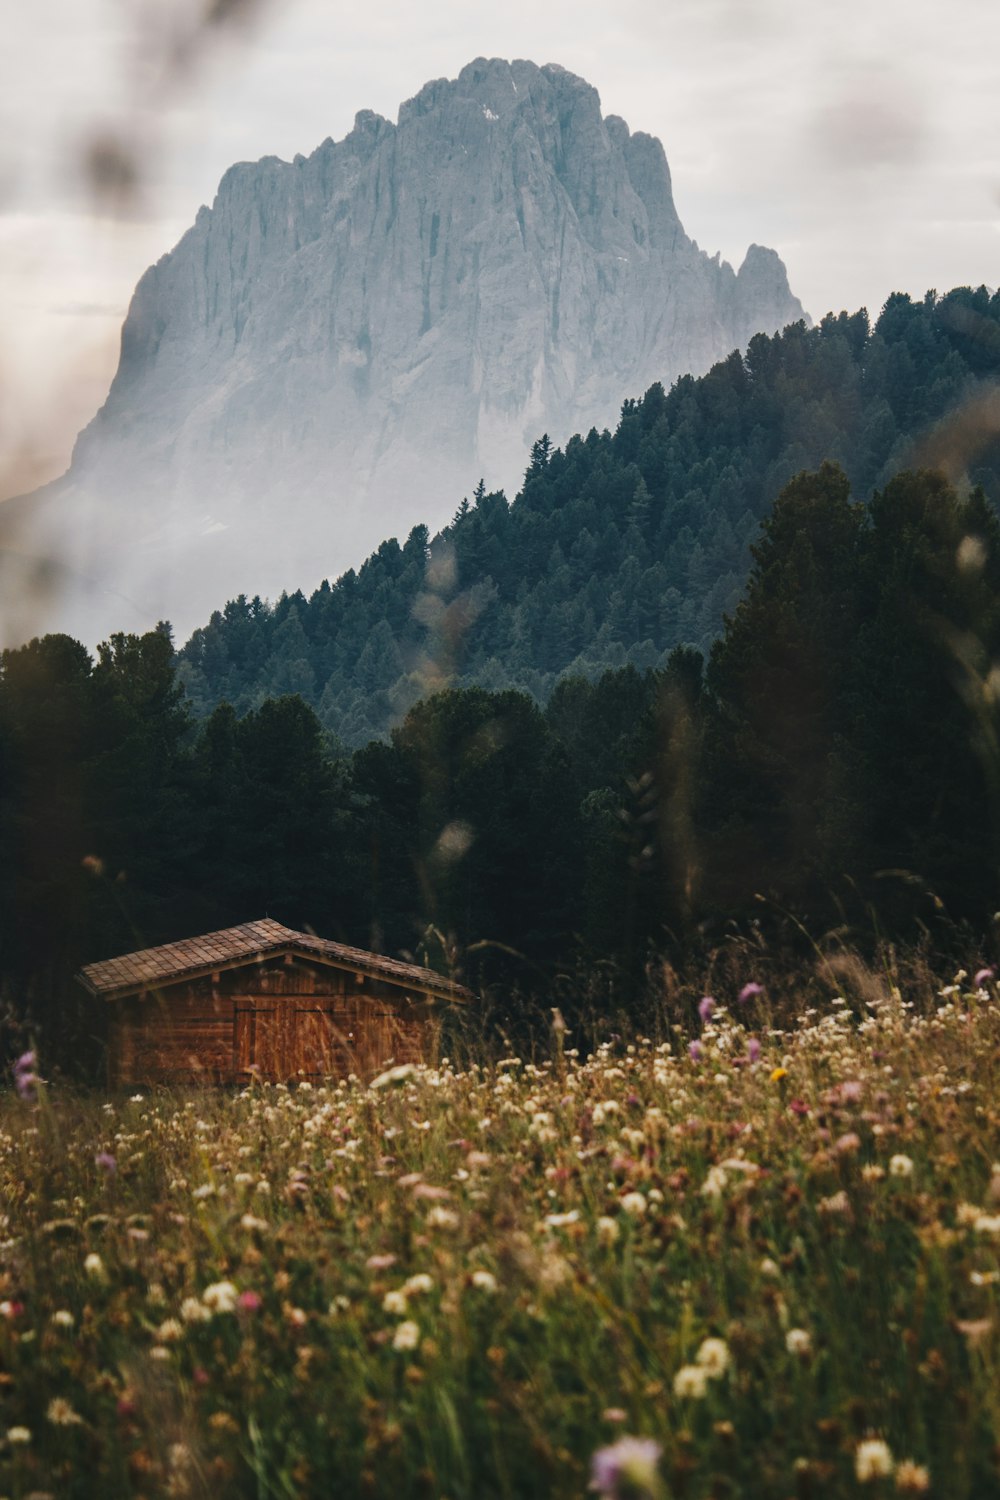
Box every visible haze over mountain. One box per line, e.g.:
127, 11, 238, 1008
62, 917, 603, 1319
8, 57, 804, 645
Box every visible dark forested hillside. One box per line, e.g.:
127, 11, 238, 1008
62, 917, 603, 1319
176, 285, 1000, 745
6, 463, 1000, 1074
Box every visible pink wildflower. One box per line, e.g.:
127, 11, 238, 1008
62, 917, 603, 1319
590, 1436, 662, 1498
738, 982, 764, 1004
698, 996, 716, 1023
13, 1050, 38, 1100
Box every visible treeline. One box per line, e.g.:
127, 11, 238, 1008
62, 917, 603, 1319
4, 465, 1000, 1072
177, 286, 1000, 746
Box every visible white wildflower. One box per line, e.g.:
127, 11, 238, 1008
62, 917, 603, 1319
392, 1319, 420, 1351
855, 1438, 894, 1482
695, 1337, 731, 1379
673, 1364, 708, 1399
202, 1280, 239, 1314
597, 1216, 620, 1246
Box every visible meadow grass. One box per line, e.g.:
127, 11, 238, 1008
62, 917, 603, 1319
1, 969, 999, 1498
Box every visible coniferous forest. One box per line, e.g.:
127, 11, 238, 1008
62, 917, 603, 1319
176, 286, 1000, 746
5, 286, 1000, 1075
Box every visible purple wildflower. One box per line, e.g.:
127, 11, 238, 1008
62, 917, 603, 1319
698, 995, 716, 1023
13, 1050, 38, 1101
974, 967, 995, 987
590, 1436, 663, 1499
747, 1038, 761, 1064
95, 1152, 117, 1175
688, 1039, 703, 1062
738, 982, 764, 1004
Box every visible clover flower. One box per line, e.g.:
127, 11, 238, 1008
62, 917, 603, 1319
738, 982, 764, 1004
698, 996, 716, 1023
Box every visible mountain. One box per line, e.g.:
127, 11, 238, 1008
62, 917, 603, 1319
174, 286, 1000, 748
7, 57, 804, 645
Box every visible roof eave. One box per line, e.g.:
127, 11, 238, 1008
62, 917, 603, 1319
76, 945, 470, 1005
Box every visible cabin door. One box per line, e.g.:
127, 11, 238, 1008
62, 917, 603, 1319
234, 1000, 288, 1081
234, 998, 355, 1082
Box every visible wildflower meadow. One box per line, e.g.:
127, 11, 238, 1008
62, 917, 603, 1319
2, 973, 1000, 1498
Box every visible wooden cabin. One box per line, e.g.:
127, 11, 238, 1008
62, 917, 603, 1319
77, 918, 471, 1088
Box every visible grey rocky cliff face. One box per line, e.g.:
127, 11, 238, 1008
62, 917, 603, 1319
19, 58, 806, 644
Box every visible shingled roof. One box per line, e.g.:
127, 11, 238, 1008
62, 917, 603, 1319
77, 919, 471, 1003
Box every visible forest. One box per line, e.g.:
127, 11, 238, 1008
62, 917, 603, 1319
175, 285, 1000, 747
4, 453, 1000, 1073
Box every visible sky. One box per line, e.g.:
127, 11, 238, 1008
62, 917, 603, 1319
1, 0, 998, 499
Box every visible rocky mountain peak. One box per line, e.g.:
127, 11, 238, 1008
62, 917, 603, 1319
14, 59, 806, 645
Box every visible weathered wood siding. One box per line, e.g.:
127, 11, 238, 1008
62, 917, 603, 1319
108, 958, 437, 1087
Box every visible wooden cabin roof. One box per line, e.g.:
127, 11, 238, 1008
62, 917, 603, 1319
77, 919, 471, 1004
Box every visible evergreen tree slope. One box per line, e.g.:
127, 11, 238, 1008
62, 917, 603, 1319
176, 287, 1000, 746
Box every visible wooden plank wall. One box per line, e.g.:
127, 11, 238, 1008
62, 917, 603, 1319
108, 958, 437, 1087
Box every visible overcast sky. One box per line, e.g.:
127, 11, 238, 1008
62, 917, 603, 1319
1, 0, 998, 496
